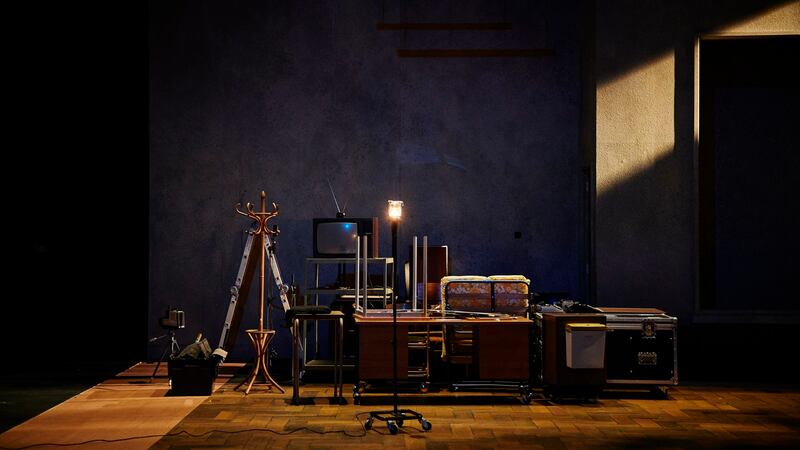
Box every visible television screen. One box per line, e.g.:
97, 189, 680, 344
316, 222, 358, 255
313, 217, 379, 258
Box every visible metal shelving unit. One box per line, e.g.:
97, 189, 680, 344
300, 257, 394, 373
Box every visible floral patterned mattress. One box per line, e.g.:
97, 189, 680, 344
440, 275, 530, 315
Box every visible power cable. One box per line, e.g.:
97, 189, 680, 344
0, 412, 393, 449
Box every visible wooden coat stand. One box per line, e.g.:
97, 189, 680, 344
234, 191, 285, 395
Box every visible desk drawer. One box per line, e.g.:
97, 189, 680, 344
476, 323, 529, 380
358, 324, 408, 380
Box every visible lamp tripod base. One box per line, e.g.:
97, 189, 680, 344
364, 409, 432, 434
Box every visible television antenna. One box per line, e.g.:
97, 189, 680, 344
327, 178, 346, 218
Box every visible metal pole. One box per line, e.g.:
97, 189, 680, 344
363, 236, 368, 313
355, 237, 360, 312
391, 220, 399, 414
423, 235, 428, 313
412, 235, 418, 310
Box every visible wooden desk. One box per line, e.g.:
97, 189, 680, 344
353, 315, 532, 403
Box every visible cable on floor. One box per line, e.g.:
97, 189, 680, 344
0, 412, 382, 449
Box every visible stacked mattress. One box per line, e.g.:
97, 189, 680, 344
440, 275, 530, 316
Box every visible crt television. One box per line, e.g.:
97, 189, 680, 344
312, 217, 379, 258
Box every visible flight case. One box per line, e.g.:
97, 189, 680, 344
598, 307, 678, 388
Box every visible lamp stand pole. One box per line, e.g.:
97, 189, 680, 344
391, 220, 399, 415
364, 210, 431, 434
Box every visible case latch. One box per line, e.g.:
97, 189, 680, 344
641, 319, 656, 339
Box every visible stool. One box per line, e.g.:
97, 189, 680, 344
291, 311, 344, 404
235, 329, 285, 395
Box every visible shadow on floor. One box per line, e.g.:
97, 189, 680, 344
0, 360, 136, 433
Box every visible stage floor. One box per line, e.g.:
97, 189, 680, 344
1, 363, 799, 449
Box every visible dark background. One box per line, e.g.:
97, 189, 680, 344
6, 2, 147, 366
5, 1, 798, 384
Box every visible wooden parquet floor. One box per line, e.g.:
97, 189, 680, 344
152, 380, 800, 449
2, 363, 799, 449
0, 362, 243, 450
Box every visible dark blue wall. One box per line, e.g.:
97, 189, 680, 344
149, 0, 583, 360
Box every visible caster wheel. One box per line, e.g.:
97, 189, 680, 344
420, 418, 432, 431
387, 421, 399, 435
397, 419, 404, 427
364, 418, 373, 430
652, 386, 669, 399
420, 382, 429, 393
521, 392, 533, 404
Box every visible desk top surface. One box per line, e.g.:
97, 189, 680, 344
354, 314, 531, 324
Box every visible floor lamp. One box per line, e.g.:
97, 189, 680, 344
364, 200, 432, 434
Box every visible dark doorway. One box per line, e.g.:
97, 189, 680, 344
698, 36, 800, 311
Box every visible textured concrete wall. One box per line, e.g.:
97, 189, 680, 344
594, 1, 799, 320
149, 1, 582, 359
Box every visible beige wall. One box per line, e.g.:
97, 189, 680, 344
593, 1, 799, 319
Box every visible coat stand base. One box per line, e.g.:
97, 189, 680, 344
235, 329, 285, 395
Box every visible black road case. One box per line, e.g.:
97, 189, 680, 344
598, 308, 678, 388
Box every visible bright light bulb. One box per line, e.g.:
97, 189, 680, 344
387, 200, 403, 220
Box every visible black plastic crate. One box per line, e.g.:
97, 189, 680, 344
168, 358, 218, 396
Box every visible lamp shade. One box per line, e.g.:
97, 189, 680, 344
387, 200, 403, 221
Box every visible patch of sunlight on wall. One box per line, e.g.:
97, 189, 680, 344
596, 51, 675, 196
717, 1, 800, 34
